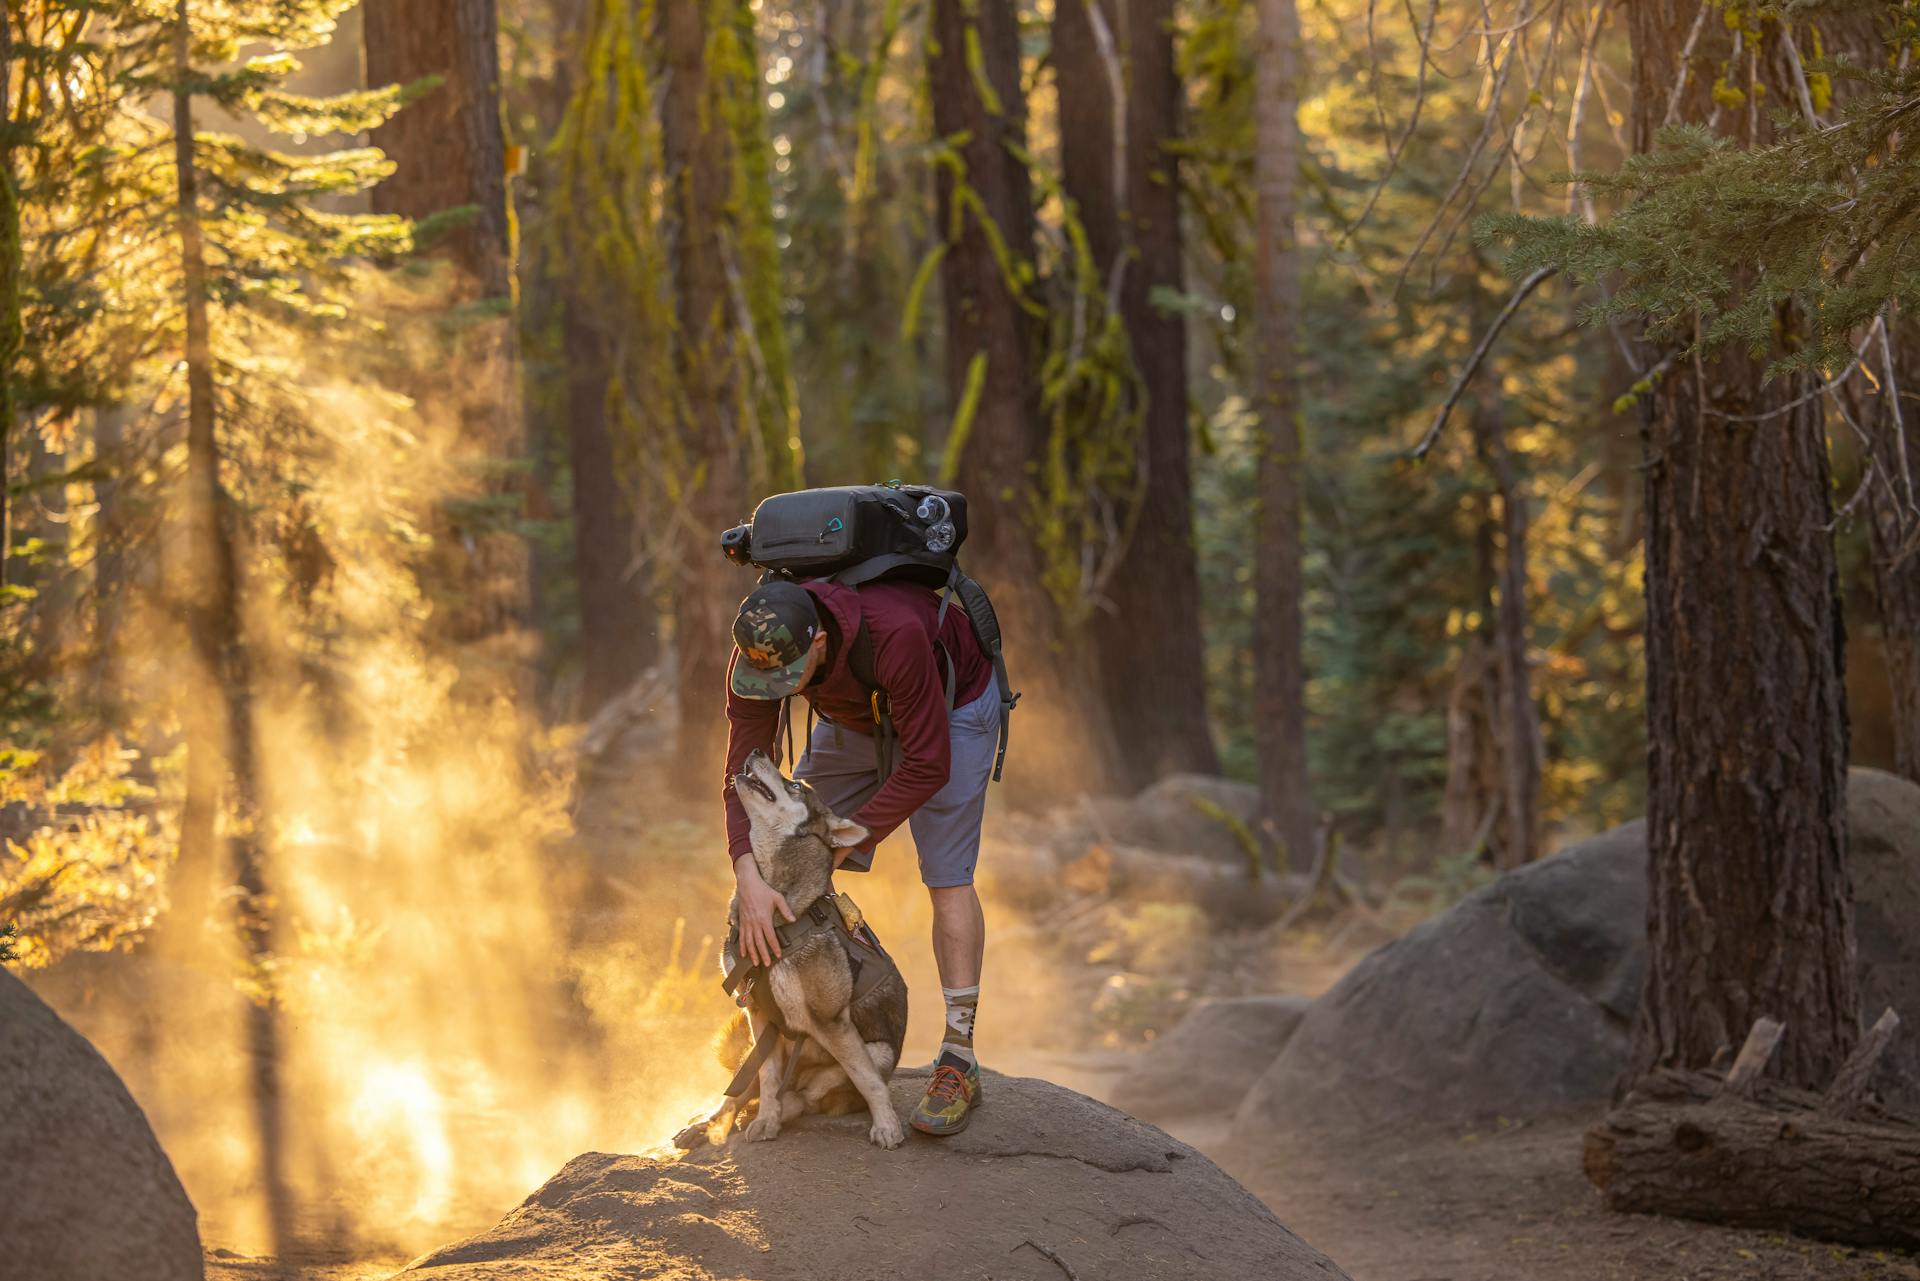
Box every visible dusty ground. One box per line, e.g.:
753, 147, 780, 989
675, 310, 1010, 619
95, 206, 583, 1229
1211, 1115, 1920, 1281
204, 1088, 1920, 1281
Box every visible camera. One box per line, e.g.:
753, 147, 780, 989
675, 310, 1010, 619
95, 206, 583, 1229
720, 524, 754, 565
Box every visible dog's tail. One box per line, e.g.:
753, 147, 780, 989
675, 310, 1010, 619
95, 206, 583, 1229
715, 1008, 752, 1071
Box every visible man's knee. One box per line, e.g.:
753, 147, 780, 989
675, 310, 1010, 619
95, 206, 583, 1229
927, 883, 979, 910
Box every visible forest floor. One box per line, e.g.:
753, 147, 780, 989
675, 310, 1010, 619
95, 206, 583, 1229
1216, 1117, 1920, 1281
199, 1058, 1920, 1281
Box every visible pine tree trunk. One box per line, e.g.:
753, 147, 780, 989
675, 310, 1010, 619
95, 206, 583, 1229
662, 0, 751, 793
364, 0, 513, 295
1470, 386, 1542, 868
1055, 0, 1218, 790
1251, 0, 1314, 872
1625, 1, 1858, 1090
0, 6, 18, 593
563, 308, 654, 712
928, 0, 1121, 799
363, 0, 529, 654
1439, 635, 1499, 857
170, 3, 293, 1251
90, 405, 131, 705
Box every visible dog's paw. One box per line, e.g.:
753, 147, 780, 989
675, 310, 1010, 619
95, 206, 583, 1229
671, 1120, 709, 1151
868, 1111, 905, 1150
744, 1113, 782, 1143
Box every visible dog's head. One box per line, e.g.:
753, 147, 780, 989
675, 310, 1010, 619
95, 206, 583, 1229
733, 749, 868, 878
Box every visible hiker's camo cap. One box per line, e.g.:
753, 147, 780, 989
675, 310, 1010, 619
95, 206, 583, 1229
730, 580, 821, 699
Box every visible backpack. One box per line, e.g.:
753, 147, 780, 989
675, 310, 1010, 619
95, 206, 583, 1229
720, 483, 1018, 782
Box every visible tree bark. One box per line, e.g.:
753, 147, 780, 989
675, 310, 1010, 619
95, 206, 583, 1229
1055, 0, 1219, 789
563, 307, 655, 712
1585, 1068, 1920, 1249
0, 5, 17, 593
364, 0, 512, 295
1439, 635, 1499, 857
662, 0, 751, 793
928, 0, 1121, 799
363, 0, 529, 653
1470, 386, 1542, 868
1252, 0, 1314, 871
1625, 1, 1858, 1091
169, 3, 292, 1252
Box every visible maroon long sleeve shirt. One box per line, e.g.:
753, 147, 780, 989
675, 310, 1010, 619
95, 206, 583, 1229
723, 578, 991, 865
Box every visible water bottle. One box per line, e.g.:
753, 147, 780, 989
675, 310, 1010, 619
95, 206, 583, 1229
917, 495, 955, 552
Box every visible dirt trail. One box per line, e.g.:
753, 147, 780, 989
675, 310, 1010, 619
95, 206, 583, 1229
1214, 1116, 1920, 1281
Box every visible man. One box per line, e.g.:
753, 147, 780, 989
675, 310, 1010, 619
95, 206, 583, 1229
723, 576, 994, 1135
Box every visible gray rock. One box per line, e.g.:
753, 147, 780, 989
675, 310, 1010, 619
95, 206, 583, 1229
1236, 769, 1920, 1135
1085, 774, 1264, 866
408, 1069, 1350, 1281
1848, 769, 1920, 1099
1111, 995, 1313, 1121
0, 968, 204, 1281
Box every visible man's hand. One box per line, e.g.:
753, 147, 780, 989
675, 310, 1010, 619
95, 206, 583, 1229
734, 857, 794, 968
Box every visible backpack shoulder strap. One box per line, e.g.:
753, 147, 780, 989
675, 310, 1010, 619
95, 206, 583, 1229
950, 568, 1019, 782
848, 615, 878, 693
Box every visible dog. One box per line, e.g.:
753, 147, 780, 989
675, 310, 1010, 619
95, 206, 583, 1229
675, 749, 910, 1150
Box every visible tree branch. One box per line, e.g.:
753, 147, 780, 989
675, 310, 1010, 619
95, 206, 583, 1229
1413, 266, 1557, 459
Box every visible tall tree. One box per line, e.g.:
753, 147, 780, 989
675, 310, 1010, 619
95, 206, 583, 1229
1251, 0, 1314, 870
561, 312, 655, 709
364, 0, 512, 295
363, 0, 528, 651
661, 0, 796, 789
544, 0, 664, 712
1623, 2, 1857, 1088
1054, 0, 1218, 788
1467, 314, 1542, 869
927, 0, 1122, 796
0, 8, 18, 594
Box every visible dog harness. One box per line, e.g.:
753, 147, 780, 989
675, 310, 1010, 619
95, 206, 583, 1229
721, 890, 891, 1098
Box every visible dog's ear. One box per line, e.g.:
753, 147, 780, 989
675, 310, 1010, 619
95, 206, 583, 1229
824, 814, 869, 850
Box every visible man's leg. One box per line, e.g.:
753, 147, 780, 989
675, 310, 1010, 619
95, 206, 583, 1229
930, 885, 983, 1069
907, 688, 998, 1135
929, 884, 984, 989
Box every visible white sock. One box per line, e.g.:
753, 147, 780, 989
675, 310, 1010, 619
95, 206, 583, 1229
940, 985, 979, 1068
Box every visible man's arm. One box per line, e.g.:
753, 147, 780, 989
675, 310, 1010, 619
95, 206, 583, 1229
849, 620, 952, 849
722, 650, 782, 864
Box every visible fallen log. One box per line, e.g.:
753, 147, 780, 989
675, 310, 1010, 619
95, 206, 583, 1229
1585, 1013, 1920, 1250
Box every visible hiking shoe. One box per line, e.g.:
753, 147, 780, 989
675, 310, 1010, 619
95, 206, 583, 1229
910, 1051, 981, 1136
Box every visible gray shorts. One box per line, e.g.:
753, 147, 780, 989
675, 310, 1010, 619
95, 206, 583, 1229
795, 686, 997, 888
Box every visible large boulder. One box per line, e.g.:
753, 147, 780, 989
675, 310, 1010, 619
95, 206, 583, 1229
1848, 769, 1920, 1099
1236, 768, 1920, 1135
406, 1068, 1350, 1281
0, 968, 204, 1281
1085, 774, 1264, 866
1112, 995, 1313, 1121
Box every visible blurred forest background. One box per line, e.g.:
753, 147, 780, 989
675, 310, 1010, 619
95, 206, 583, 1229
3, 0, 1916, 1265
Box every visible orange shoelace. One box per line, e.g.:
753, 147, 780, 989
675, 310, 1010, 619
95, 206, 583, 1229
926, 1063, 969, 1106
